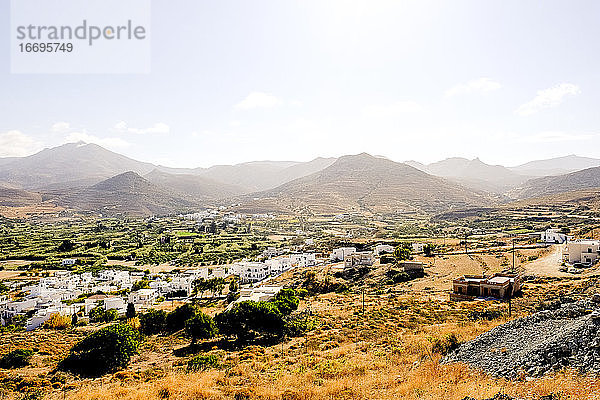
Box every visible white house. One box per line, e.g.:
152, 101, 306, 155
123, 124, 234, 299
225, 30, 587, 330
61, 259, 77, 267
289, 253, 317, 267
541, 228, 569, 244
128, 288, 158, 307
233, 262, 271, 283
411, 243, 426, 253
103, 297, 127, 314
265, 257, 291, 275
330, 247, 356, 262
374, 244, 394, 256
344, 252, 374, 269
564, 240, 600, 265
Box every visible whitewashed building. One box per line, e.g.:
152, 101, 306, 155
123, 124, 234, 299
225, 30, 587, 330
330, 247, 356, 262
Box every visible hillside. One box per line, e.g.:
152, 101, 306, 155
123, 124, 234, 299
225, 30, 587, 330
415, 157, 528, 194
239, 153, 497, 215
0, 185, 42, 207
0, 142, 157, 189
198, 158, 336, 193
509, 155, 600, 177
144, 169, 245, 201
509, 166, 600, 199
43, 171, 198, 216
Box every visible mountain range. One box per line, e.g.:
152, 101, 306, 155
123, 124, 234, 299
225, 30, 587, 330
0, 141, 599, 216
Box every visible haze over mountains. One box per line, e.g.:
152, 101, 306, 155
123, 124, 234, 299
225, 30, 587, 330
0, 141, 600, 216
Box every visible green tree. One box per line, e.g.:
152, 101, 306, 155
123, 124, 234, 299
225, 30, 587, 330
423, 243, 436, 257
215, 301, 285, 344
132, 279, 150, 291
139, 309, 167, 335
126, 303, 136, 319
393, 246, 411, 262
58, 239, 75, 252
165, 303, 198, 332
60, 324, 141, 376
271, 289, 299, 315
185, 312, 218, 344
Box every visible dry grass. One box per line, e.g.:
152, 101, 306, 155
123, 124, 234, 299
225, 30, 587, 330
4, 265, 600, 399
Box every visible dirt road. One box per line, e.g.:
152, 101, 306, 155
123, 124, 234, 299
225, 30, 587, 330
522, 245, 569, 277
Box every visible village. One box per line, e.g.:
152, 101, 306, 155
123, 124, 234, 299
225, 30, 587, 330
1, 222, 599, 333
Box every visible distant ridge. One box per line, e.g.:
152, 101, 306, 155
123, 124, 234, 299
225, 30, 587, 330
509, 166, 600, 199
238, 153, 497, 215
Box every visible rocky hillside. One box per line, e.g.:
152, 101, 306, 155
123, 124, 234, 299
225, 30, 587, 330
443, 298, 600, 379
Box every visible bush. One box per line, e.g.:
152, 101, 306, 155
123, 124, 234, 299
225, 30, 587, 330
139, 308, 167, 335
431, 333, 460, 355
467, 309, 503, 321
186, 354, 219, 372
185, 312, 218, 343
284, 312, 315, 337
44, 313, 71, 330
166, 303, 199, 332
60, 323, 141, 376
215, 301, 285, 343
0, 349, 35, 369
89, 306, 118, 323
271, 289, 299, 315
126, 303, 136, 319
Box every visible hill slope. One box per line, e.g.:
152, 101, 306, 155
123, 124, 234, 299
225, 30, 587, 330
0, 142, 157, 189
239, 153, 497, 215
509, 166, 600, 199
0, 185, 42, 207
510, 155, 600, 177
198, 158, 336, 193
416, 157, 528, 194
44, 171, 198, 216
144, 169, 245, 201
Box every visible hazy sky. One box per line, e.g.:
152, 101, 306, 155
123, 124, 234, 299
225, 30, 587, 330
1, 0, 599, 167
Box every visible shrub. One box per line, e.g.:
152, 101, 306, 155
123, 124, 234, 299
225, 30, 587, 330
60, 323, 141, 376
126, 303, 136, 319
186, 354, 219, 372
44, 313, 71, 330
215, 301, 285, 343
271, 289, 299, 315
89, 306, 118, 323
467, 309, 503, 321
185, 313, 218, 344
139, 308, 167, 335
284, 312, 315, 337
166, 303, 199, 332
431, 333, 460, 355
0, 349, 35, 369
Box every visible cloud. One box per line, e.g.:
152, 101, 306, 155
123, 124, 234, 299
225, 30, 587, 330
51, 121, 71, 133
113, 121, 170, 135
65, 131, 130, 149
234, 92, 282, 110
516, 83, 580, 116
445, 78, 502, 97
361, 101, 423, 117
0, 130, 44, 157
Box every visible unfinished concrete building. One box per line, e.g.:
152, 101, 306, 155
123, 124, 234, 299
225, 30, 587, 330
451, 273, 522, 301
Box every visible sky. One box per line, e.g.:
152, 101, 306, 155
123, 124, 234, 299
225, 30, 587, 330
1, 0, 599, 168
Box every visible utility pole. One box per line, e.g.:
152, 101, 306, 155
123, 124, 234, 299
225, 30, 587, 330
362, 288, 365, 314
512, 235, 515, 273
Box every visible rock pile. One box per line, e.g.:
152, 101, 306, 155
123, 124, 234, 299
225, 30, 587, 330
443, 297, 600, 379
